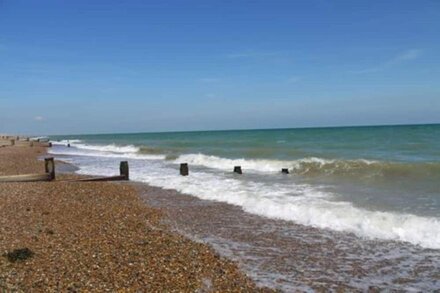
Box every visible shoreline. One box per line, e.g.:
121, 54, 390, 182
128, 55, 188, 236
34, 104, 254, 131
0, 146, 272, 291
4, 142, 439, 291
135, 182, 440, 291
48, 144, 440, 291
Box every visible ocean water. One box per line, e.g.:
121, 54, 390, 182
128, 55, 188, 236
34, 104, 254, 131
49, 124, 440, 249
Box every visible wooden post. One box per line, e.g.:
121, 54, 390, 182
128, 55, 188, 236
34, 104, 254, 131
233, 166, 242, 174
10, 139, 15, 146
281, 168, 289, 174
67, 143, 70, 148
44, 157, 55, 180
180, 163, 189, 176
120, 161, 129, 180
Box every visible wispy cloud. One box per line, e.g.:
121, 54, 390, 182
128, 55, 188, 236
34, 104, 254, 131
394, 49, 422, 61
287, 76, 301, 83
34, 116, 45, 122
351, 49, 423, 74
205, 93, 217, 98
226, 50, 282, 59
199, 78, 221, 83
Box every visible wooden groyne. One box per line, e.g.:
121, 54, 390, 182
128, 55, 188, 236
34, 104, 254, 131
62, 161, 130, 182
2, 135, 293, 180
0, 156, 129, 183
0, 136, 52, 148
0, 158, 55, 183
178, 163, 291, 176
66, 161, 129, 182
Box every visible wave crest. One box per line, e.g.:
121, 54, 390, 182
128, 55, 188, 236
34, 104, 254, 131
175, 154, 440, 179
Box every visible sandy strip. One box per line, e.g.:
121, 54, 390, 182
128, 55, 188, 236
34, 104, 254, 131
0, 146, 273, 292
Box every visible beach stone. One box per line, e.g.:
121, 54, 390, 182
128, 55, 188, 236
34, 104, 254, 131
4, 248, 34, 262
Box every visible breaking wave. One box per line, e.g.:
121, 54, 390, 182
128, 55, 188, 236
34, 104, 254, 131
175, 153, 440, 179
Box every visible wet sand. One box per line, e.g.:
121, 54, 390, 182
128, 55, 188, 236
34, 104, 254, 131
0, 146, 272, 292
137, 183, 440, 291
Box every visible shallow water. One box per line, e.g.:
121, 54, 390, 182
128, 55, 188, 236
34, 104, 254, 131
137, 184, 440, 291
50, 124, 440, 249
47, 125, 440, 290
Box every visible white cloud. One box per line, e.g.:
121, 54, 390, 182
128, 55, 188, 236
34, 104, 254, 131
287, 76, 301, 83
199, 78, 220, 83
351, 49, 423, 74
395, 49, 423, 61
226, 50, 281, 59
34, 116, 45, 121
204, 93, 217, 99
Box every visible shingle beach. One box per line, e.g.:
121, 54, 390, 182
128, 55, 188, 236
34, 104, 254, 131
0, 146, 272, 292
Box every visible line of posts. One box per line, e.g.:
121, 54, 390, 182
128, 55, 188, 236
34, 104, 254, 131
179, 163, 290, 176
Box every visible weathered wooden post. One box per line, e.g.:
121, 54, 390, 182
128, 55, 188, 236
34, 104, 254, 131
10, 139, 15, 146
67, 143, 70, 148
281, 168, 289, 174
48, 142, 52, 147
233, 166, 242, 174
120, 161, 129, 180
30, 141, 34, 147
44, 157, 55, 180
180, 163, 189, 176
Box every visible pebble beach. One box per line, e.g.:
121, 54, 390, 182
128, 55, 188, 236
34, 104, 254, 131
0, 146, 272, 292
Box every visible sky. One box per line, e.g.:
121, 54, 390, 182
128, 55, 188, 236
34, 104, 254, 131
0, 0, 439, 135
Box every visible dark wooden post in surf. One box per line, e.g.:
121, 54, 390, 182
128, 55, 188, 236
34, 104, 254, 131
120, 161, 129, 180
180, 163, 189, 176
233, 166, 242, 174
281, 168, 289, 174
44, 157, 55, 180
67, 143, 70, 148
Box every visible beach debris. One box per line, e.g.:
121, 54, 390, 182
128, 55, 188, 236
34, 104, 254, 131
281, 168, 289, 174
4, 248, 34, 262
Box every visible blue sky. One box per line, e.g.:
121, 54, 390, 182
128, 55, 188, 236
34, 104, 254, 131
0, 0, 439, 135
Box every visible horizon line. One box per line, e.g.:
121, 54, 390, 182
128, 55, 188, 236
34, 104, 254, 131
44, 121, 440, 137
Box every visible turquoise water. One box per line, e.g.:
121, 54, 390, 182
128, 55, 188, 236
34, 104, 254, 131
53, 124, 440, 162
49, 124, 440, 249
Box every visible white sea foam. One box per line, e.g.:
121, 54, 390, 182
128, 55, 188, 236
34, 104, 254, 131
52, 139, 83, 145
30, 136, 49, 141
48, 142, 165, 160
133, 167, 440, 249
50, 144, 440, 249
175, 153, 376, 173
53, 140, 139, 153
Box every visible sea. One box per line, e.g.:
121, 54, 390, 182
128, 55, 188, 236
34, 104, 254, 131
48, 124, 440, 291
